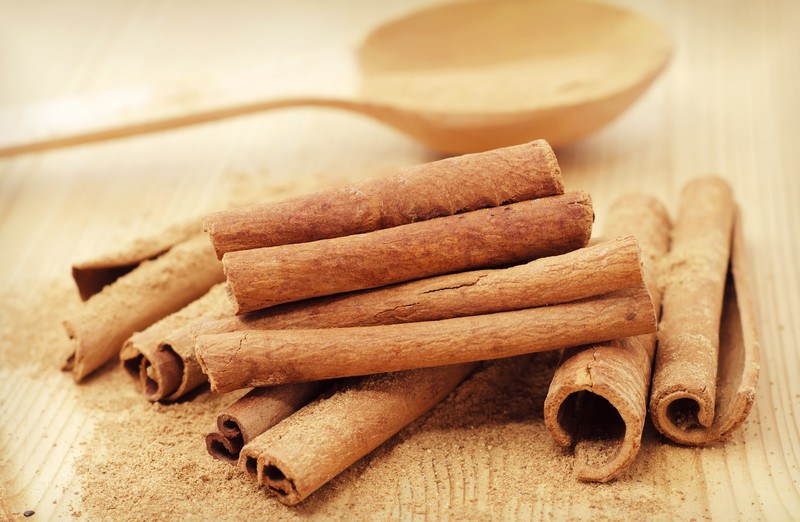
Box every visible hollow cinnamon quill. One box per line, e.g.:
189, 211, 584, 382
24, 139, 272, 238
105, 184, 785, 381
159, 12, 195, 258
63, 234, 224, 381
206, 383, 326, 463
544, 195, 671, 482
200, 235, 642, 335
224, 191, 594, 314
240, 363, 477, 505
197, 285, 656, 393
119, 284, 232, 401
650, 177, 759, 444
205, 140, 562, 259
72, 217, 199, 300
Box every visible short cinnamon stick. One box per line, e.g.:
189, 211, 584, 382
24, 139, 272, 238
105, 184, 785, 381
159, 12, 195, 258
239, 363, 478, 505
544, 195, 671, 482
71, 217, 199, 300
119, 284, 232, 401
205, 383, 326, 463
204, 140, 562, 259
650, 178, 758, 444
63, 234, 224, 382
224, 191, 594, 314
196, 285, 656, 393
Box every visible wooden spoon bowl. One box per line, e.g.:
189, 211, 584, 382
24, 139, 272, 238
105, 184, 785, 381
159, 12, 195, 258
0, 0, 670, 157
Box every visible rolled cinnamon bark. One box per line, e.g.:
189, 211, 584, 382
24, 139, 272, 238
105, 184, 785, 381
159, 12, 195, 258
119, 284, 232, 401
224, 191, 594, 314
199, 235, 643, 336
650, 178, 758, 444
197, 285, 656, 393
204, 140, 562, 259
63, 234, 224, 382
72, 217, 199, 300
205, 383, 326, 463
544, 195, 671, 482
239, 363, 478, 505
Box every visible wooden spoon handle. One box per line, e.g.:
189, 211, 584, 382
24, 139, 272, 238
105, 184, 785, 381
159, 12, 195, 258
0, 47, 357, 158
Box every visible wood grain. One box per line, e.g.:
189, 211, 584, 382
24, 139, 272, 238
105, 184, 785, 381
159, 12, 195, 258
1, 0, 799, 519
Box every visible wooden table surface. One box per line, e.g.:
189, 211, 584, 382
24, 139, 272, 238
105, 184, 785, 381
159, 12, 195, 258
1, 0, 798, 520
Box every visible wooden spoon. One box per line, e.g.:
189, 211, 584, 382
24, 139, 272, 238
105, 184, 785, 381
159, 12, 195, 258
0, 0, 670, 157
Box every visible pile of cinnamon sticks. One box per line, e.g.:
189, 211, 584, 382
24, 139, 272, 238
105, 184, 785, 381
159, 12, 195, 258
62, 140, 758, 504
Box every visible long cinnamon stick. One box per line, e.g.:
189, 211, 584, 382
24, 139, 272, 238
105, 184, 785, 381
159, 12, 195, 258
544, 195, 671, 482
239, 363, 478, 505
119, 284, 232, 401
71, 217, 199, 300
224, 191, 594, 314
205, 383, 326, 463
204, 140, 562, 259
63, 234, 224, 381
200, 235, 643, 335
650, 178, 758, 444
197, 285, 656, 393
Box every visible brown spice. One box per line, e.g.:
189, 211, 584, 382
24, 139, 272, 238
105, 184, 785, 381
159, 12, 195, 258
204, 140, 563, 259
196, 285, 655, 392
224, 192, 594, 314
62, 235, 225, 382
544, 194, 671, 482
651, 177, 735, 437
119, 284, 232, 401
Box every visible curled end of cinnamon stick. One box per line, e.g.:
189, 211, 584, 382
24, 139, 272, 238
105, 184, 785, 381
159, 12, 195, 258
141, 348, 183, 401
205, 432, 243, 464
120, 341, 183, 401
238, 445, 261, 479
544, 341, 648, 482
258, 456, 302, 506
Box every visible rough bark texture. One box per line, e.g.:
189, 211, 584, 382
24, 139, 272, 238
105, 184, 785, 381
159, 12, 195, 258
196, 235, 643, 336
204, 140, 562, 259
239, 363, 478, 505
63, 234, 224, 382
650, 177, 737, 444
544, 194, 671, 482
224, 192, 594, 314
651, 207, 759, 444
196, 285, 655, 393
72, 217, 200, 300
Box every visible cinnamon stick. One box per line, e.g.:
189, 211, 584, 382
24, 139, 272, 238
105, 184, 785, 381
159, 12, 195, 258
63, 234, 224, 381
224, 191, 594, 314
239, 363, 478, 505
72, 217, 199, 300
199, 235, 643, 335
119, 284, 232, 401
544, 194, 671, 482
205, 383, 326, 463
204, 140, 562, 259
196, 285, 656, 393
650, 178, 758, 444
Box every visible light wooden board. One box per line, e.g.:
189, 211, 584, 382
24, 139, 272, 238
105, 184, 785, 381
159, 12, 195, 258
1, 0, 798, 519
